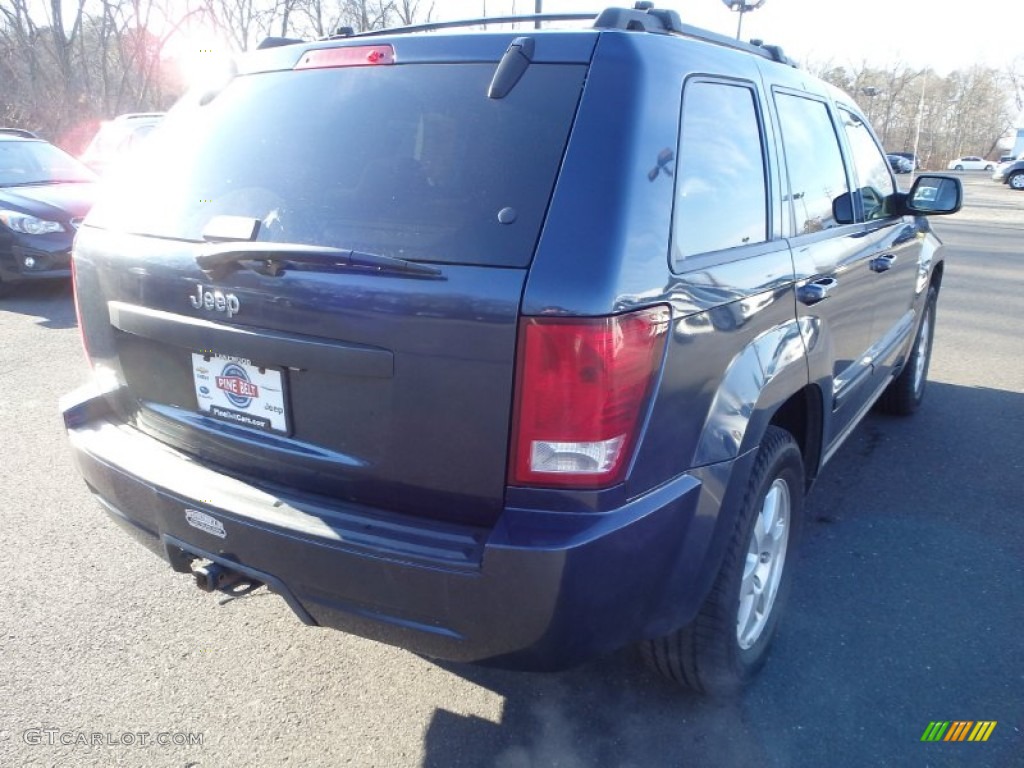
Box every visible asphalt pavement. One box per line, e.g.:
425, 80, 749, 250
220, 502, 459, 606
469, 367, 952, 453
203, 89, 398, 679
0, 175, 1021, 767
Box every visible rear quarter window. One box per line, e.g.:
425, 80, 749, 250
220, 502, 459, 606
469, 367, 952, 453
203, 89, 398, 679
671, 79, 768, 260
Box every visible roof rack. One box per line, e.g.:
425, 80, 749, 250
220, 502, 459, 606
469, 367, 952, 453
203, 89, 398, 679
594, 2, 683, 34
749, 39, 797, 67
317, 3, 796, 67
0, 127, 39, 139
595, 3, 796, 65
329, 14, 597, 39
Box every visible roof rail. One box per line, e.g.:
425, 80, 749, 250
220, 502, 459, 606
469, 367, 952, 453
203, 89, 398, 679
749, 39, 797, 67
597, 3, 796, 65
320, 3, 798, 68
0, 127, 39, 139
330, 14, 597, 39
593, 3, 684, 34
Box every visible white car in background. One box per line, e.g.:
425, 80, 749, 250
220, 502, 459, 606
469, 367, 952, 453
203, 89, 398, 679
946, 156, 995, 171
80, 113, 164, 174
993, 154, 1021, 177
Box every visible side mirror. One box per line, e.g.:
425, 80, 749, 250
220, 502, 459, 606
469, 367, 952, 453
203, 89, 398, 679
832, 191, 855, 225
902, 174, 962, 216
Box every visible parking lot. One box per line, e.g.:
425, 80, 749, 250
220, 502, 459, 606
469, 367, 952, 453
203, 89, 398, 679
0, 174, 1020, 767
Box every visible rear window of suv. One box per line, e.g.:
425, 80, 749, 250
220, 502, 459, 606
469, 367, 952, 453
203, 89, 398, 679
87, 62, 586, 268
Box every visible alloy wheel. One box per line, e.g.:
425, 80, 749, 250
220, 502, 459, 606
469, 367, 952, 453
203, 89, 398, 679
737, 479, 791, 650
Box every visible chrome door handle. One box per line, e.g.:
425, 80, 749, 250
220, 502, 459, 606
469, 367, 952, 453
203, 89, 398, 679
870, 253, 897, 273
797, 278, 837, 306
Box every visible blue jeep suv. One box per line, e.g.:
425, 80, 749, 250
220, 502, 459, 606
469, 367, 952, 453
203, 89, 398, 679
62, 4, 961, 695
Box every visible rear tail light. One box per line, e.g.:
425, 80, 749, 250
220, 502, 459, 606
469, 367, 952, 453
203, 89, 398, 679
509, 307, 670, 489
294, 45, 395, 70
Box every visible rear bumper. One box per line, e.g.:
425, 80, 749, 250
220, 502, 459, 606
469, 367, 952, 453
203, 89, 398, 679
62, 382, 746, 669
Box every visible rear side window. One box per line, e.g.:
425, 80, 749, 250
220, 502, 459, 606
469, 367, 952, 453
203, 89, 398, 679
672, 80, 768, 260
87, 63, 585, 268
774, 93, 849, 235
838, 108, 896, 221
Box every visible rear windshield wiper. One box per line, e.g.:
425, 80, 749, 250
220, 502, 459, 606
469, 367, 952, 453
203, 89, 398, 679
195, 241, 444, 280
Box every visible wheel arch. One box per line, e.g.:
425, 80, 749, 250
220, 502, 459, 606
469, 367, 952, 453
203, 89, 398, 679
692, 315, 826, 487
930, 259, 944, 292
692, 318, 814, 468
765, 385, 824, 490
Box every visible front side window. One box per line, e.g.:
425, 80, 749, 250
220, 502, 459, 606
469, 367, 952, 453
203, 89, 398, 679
839, 108, 895, 220
672, 80, 768, 260
774, 93, 849, 235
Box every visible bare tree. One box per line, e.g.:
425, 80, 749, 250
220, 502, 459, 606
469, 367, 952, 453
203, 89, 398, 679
1007, 56, 1024, 114
810, 57, 1015, 167
199, 0, 279, 52
394, 0, 433, 26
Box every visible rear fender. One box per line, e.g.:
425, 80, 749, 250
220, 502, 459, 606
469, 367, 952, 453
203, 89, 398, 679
637, 319, 816, 635
692, 318, 813, 467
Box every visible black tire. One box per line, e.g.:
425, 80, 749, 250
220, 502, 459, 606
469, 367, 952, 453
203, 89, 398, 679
877, 285, 937, 415
641, 426, 804, 696
954, 164, 963, 171
1008, 171, 1024, 191
985, 164, 994, 171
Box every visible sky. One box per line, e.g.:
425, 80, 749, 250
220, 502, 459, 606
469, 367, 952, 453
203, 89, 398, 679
435, 0, 1024, 75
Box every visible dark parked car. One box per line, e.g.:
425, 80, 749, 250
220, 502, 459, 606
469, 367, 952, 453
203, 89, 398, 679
886, 153, 913, 173
890, 151, 920, 170
993, 156, 1024, 189
62, 4, 962, 695
0, 127, 40, 139
0, 133, 96, 295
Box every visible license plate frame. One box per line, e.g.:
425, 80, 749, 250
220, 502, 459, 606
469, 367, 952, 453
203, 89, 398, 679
191, 353, 290, 435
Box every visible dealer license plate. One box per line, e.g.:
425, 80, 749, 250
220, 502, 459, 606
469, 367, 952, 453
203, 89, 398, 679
191, 353, 289, 434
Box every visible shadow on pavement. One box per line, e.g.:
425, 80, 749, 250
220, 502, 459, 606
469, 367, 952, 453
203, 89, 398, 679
0, 280, 77, 329
421, 381, 1023, 768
